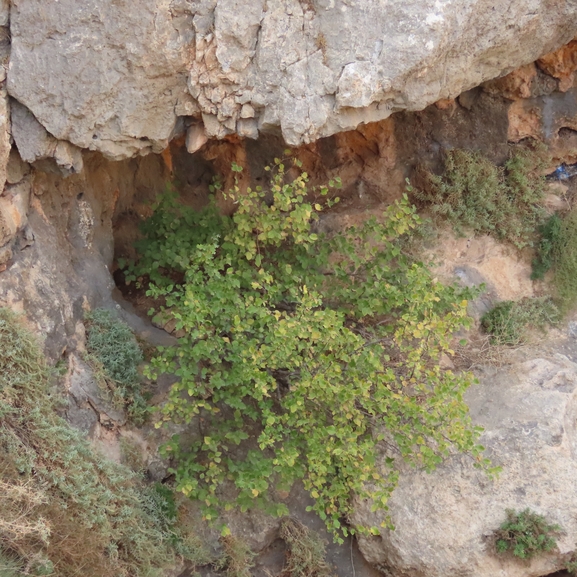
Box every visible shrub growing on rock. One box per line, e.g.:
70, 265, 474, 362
126, 159, 490, 539
531, 213, 563, 280
416, 146, 547, 248
85, 308, 148, 424
480, 296, 560, 346
494, 508, 561, 560
280, 518, 334, 577
543, 208, 577, 314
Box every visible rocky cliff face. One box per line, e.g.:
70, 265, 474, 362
4, 3, 577, 577
6, 0, 577, 160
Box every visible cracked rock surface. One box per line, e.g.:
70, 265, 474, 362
353, 348, 577, 577
8, 0, 577, 158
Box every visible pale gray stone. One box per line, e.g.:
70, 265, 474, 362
353, 354, 577, 577
0, 0, 8, 27
7, 0, 577, 154
6, 148, 30, 185
12, 100, 84, 174
202, 112, 229, 138
185, 122, 208, 153
240, 103, 255, 119
8, 0, 195, 160
54, 141, 84, 174
336, 61, 387, 110
237, 118, 258, 139
11, 99, 57, 163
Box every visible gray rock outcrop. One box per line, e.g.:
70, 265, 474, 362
353, 353, 577, 577
8, 0, 577, 158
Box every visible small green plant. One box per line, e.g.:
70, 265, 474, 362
0, 548, 24, 577
530, 208, 577, 314
85, 308, 149, 424
415, 146, 547, 248
549, 208, 577, 314
494, 509, 561, 559
566, 556, 577, 573
119, 436, 146, 473
480, 296, 560, 346
125, 159, 491, 540
531, 213, 563, 280
280, 518, 334, 577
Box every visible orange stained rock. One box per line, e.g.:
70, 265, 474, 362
507, 100, 541, 142
537, 39, 577, 92
434, 97, 457, 110
484, 63, 537, 100
161, 146, 173, 175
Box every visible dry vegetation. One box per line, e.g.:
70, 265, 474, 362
0, 308, 212, 577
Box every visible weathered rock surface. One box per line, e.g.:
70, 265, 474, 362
353, 352, 577, 577
0, 150, 169, 359
11, 100, 84, 174
66, 353, 126, 434
8, 0, 196, 160
8, 0, 577, 157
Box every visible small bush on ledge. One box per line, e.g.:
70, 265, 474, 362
532, 208, 577, 314
494, 508, 562, 560
84, 308, 149, 424
415, 145, 547, 248
480, 296, 560, 346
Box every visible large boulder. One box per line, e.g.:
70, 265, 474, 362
353, 352, 577, 577
7, 0, 577, 157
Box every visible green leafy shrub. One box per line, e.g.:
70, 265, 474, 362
415, 146, 547, 248
85, 308, 148, 424
494, 509, 561, 559
480, 297, 561, 346
531, 214, 563, 280
548, 209, 577, 314
126, 159, 489, 539
280, 518, 334, 577
0, 308, 209, 576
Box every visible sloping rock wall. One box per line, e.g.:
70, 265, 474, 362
7, 0, 577, 158
352, 352, 577, 577
0, 151, 168, 359
6, 38, 577, 363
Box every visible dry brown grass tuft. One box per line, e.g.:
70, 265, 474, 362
279, 518, 335, 577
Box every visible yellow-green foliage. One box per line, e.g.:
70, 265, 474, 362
0, 308, 208, 577
416, 146, 547, 248
126, 159, 491, 540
